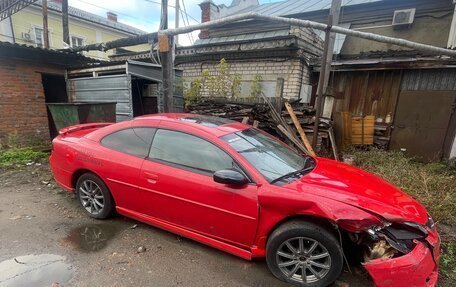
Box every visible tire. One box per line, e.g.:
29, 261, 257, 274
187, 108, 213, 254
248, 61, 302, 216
76, 173, 115, 219
266, 220, 343, 287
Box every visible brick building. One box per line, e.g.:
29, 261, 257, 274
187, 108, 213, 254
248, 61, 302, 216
0, 41, 98, 147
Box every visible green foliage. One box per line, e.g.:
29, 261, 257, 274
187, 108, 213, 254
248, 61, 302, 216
441, 240, 456, 284
249, 74, 263, 98
0, 148, 48, 166
183, 58, 242, 104
184, 78, 203, 105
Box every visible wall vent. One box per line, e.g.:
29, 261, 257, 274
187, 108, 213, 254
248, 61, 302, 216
392, 8, 416, 27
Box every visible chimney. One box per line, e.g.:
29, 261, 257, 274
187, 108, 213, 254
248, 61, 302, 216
107, 12, 118, 22
198, 0, 218, 39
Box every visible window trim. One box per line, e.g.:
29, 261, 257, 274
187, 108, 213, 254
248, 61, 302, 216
99, 126, 157, 159
147, 128, 254, 183
33, 25, 53, 48
70, 35, 85, 48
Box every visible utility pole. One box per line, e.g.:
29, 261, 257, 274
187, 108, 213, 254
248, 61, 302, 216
312, 0, 342, 148
175, 0, 179, 45
159, 0, 174, 112
62, 0, 69, 46
42, 0, 49, 48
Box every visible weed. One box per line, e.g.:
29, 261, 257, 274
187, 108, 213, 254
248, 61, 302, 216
350, 149, 456, 226
0, 148, 49, 166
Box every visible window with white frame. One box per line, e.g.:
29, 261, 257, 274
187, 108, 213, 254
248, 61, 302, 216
70, 36, 84, 48
34, 27, 51, 48
34, 27, 44, 47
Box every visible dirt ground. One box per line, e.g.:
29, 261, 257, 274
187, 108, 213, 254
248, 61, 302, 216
0, 163, 378, 287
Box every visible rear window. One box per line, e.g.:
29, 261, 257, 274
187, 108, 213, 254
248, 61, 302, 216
101, 128, 156, 158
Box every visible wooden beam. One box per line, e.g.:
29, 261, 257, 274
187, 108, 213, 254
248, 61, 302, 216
312, 0, 342, 148
285, 102, 316, 156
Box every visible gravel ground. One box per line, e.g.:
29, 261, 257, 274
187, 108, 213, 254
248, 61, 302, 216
0, 163, 372, 287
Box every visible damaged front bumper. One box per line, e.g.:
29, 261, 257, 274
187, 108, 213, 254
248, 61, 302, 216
363, 227, 440, 287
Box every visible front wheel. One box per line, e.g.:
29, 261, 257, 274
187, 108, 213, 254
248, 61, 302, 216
266, 221, 343, 287
76, 173, 115, 219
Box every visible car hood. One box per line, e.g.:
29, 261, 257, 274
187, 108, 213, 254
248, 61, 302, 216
284, 157, 428, 224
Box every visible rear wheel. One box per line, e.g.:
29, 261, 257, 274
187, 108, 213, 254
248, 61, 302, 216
266, 220, 343, 287
76, 173, 115, 219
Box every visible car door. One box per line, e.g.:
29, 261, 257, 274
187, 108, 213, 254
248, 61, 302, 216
97, 127, 156, 214
139, 128, 259, 247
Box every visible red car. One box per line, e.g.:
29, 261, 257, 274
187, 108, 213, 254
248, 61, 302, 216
50, 114, 440, 287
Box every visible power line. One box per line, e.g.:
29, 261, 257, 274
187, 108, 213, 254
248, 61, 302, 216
143, 0, 200, 23
179, 4, 193, 44
72, 0, 157, 25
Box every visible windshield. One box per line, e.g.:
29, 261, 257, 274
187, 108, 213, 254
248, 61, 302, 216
222, 128, 313, 183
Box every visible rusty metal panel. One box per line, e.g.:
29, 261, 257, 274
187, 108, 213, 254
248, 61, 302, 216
401, 69, 456, 91
390, 91, 456, 161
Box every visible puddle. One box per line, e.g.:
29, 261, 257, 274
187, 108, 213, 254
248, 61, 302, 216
0, 254, 74, 287
63, 223, 120, 252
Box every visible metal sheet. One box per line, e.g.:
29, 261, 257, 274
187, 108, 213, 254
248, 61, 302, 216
401, 69, 456, 91
67, 75, 132, 122
390, 91, 456, 161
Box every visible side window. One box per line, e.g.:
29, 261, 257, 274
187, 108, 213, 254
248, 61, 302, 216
149, 129, 236, 174
101, 128, 156, 158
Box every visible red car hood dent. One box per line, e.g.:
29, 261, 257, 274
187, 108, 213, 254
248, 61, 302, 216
285, 157, 428, 225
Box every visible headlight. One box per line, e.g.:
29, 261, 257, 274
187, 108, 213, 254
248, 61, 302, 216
426, 215, 436, 230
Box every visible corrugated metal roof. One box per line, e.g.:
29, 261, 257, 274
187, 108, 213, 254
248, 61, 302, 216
235, 0, 383, 17
194, 29, 291, 45
32, 0, 145, 35
0, 41, 101, 67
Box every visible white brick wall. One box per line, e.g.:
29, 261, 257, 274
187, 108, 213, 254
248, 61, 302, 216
177, 58, 311, 99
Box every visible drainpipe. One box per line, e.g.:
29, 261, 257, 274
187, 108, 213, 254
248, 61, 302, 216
448, 1, 456, 48
9, 16, 15, 43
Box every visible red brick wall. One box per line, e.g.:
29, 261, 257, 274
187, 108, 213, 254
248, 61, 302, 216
0, 59, 64, 147
199, 2, 211, 39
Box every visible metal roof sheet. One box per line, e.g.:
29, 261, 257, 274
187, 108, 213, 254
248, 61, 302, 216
194, 29, 291, 45
33, 0, 146, 35
0, 41, 101, 67
235, 0, 383, 17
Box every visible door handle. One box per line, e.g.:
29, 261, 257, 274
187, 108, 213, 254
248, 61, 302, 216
144, 171, 159, 184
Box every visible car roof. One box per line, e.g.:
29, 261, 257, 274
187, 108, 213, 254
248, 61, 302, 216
134, 113, 250, 137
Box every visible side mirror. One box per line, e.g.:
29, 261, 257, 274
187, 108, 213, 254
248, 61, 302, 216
213, 169, 249, 185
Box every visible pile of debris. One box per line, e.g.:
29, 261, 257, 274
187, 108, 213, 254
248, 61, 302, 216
186, 97, 338, 160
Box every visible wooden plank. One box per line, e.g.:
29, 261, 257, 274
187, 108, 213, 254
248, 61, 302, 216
328, 127, 339, 161
284, 102, 316, 156
277, 125, 309, 155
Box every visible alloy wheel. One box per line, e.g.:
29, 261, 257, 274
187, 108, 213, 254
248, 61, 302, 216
79, 180, 105, 215
276, 237, 332, 284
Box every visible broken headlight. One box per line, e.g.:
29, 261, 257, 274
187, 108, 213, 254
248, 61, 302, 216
364, 222, 429, 260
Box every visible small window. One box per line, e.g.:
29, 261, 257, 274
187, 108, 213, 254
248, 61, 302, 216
34, 27, 51, 48
34, 27, 44, 47
149, 129, 236, 174
101, 128, 156, 158
70, 36, 84, 48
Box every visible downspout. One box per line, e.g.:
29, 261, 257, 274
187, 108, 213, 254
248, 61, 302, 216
448, 1, 456, 48
9, 16, 15, 43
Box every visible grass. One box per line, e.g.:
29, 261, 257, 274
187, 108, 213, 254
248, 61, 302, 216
0, 147, 49, 166
349, 148, 456, 285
